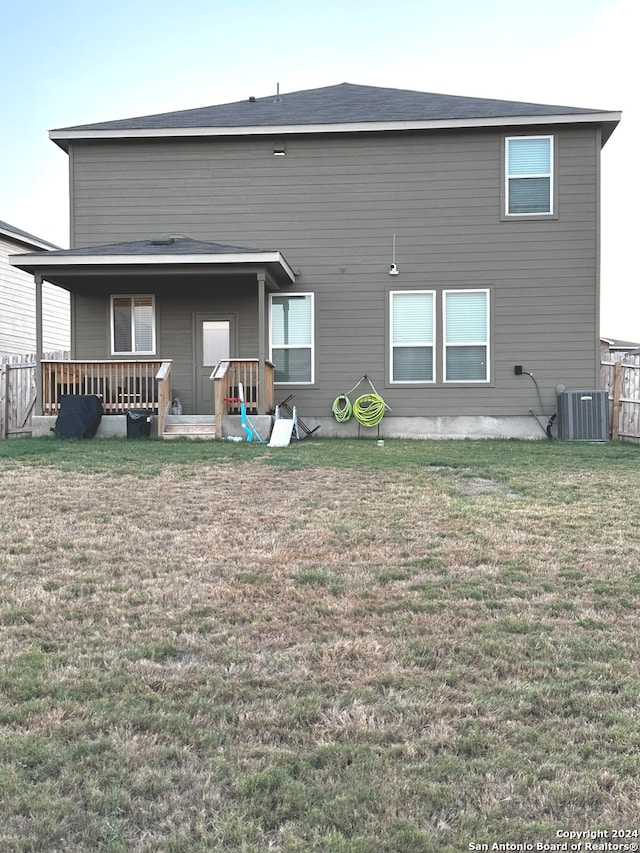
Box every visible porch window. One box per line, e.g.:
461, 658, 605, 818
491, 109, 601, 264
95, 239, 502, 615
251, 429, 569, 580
390, 290, 435, 382
111, 295, 155, 355
506, 136, 553, 215
270, 293, 314, 383
443, 289, 489, 382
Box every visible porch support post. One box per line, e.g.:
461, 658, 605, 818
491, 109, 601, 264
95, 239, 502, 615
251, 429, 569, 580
257, 271, 267, 414
35, 274, 44, 416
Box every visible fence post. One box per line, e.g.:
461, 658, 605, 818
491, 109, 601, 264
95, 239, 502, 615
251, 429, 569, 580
1, 362, 7, 439
611, 361, 622, 441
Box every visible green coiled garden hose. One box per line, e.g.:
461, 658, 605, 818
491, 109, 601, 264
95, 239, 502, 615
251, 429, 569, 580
332, 394, 353, 422
332, 376, 390, 426
353, 392, 387, 427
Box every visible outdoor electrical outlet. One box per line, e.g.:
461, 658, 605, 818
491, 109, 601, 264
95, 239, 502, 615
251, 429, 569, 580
514, 365, 523, 375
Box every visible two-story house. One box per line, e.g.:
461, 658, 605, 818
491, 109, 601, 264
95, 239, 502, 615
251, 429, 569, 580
11, 83, 620, 439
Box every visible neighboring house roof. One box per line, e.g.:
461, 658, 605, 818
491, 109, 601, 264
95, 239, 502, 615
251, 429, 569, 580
0, 219, 59, 252
9, 235, 297, 289
601, 336, 640, 351
50, 82, 621, 150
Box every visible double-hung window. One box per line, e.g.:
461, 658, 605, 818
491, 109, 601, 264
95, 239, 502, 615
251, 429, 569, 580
443, 289, 489, 382
270, 293, 314, 383
506, 135, 553, 215
111, 295, 155, 355
390, 291, 435, 382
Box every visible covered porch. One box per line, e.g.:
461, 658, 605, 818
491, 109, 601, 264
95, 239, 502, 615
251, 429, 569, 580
10, 235, 294, 438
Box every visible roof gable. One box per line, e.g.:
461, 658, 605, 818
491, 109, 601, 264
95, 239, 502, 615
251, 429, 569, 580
50, 82, 620, 148
0, 219, 59, 251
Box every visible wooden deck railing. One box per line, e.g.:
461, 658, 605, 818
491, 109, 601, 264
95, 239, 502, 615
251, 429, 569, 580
41, 360, 173, 419
156, 361, 173, 437
212, 359, 274, 438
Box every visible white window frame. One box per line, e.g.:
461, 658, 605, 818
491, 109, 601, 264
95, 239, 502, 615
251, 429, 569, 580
505, 135, 553, 217
110, 295, 156, 356
269, 292, 315, 385
443, 289, 490, 383
389, 290, 436, 384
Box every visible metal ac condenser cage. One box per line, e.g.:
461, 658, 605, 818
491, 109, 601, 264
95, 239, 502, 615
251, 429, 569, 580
556, 390, 609, 441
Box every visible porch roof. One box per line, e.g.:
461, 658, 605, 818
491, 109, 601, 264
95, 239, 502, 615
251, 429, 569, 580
9, 234, 297, 290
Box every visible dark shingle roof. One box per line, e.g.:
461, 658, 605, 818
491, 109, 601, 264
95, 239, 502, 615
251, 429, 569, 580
53, 82, 610, 133
10, 235, 297, 288
37, 235, 275, 257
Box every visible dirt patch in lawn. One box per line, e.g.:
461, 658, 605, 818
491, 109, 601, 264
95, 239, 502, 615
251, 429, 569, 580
427, 465, 518, 497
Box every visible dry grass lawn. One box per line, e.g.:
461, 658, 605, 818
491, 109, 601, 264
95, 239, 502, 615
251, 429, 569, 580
1, 437, 639, 852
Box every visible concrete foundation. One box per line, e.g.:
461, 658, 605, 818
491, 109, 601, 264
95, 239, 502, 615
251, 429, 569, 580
308, 415, 549, 440
31, 413, 548, 440
31, 414, 132, 438
31, 414, 274, 441
222, 414, 273, 441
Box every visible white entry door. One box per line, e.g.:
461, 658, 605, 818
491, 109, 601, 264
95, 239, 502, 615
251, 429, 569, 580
195, 314, 236, 413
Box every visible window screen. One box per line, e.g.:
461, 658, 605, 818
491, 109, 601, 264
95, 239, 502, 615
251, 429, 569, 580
507, 136, 552, 215
444, 290, 489, 382
390, 291, 435, 382
111, 296, 155, 354
270, 294, 314, 383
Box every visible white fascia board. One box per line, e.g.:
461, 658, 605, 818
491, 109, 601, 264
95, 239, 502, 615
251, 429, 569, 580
50, 112, 621, 144
271, 253, 296, 283
8, 251, 297, 282
0, 227, 59, 252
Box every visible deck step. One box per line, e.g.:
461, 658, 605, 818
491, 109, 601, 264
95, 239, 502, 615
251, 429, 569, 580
162, 415, 216, 440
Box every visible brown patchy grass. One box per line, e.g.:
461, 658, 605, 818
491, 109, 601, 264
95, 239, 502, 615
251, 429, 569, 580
1, 438, 640, 852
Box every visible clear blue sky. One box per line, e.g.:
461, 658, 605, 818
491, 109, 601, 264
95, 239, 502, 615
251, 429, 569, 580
1, 0, 636, 338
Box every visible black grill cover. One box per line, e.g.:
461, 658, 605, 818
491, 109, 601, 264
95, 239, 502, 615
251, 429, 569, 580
55, 395, 103, 439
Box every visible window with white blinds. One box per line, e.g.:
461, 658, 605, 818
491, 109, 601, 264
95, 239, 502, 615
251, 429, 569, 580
111, 296, 155, 355
506, 136, 553, 215
270, 293, 314, 383
443, 290, 489, 382
390, 291, 435, 382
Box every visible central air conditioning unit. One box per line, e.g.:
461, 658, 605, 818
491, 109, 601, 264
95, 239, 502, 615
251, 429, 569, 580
556, 390, 609, 441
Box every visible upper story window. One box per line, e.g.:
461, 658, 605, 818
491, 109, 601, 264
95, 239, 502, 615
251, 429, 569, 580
390, 290, 435, 382
506, 135, 553, 216
270, 293, 314, 383
111, 295, 155, 355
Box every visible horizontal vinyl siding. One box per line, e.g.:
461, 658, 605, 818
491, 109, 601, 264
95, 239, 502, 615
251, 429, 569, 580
69, 125, 600, 418
70, 133, 501, 254
1, 237, 70, 353
41, 284, 71, 351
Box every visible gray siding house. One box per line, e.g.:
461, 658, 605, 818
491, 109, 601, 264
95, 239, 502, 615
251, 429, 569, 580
11, 83, 620, 438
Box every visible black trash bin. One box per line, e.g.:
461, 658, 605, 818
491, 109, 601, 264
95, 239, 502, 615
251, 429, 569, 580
126, 409, 152, 438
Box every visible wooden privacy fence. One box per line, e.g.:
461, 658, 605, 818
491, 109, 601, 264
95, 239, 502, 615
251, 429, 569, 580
0, 352, 67, 438
1, 352, 71, 438
601, 352, 640, 443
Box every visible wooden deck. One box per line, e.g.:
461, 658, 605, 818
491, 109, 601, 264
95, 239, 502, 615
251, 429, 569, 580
41, 358, 274, 439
